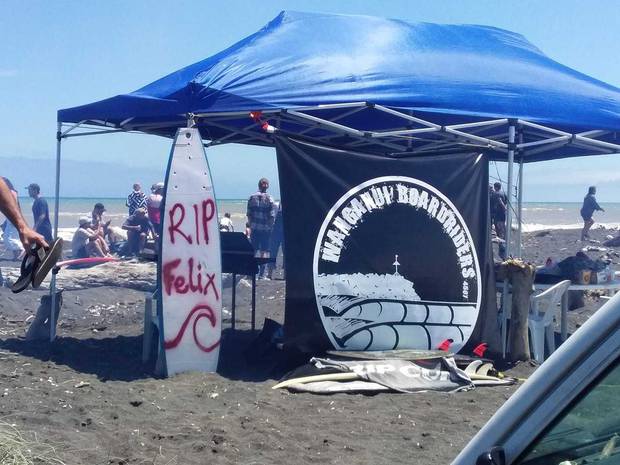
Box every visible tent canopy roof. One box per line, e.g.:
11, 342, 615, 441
58, 11, 620, 161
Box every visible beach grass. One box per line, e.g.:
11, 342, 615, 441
0, 421, 65, 465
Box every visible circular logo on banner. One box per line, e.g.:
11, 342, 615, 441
313, 176, 481, 353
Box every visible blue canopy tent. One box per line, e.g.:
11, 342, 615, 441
55, 11, 620, 350
58, 11, 620, 156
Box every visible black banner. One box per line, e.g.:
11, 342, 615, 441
276, 138, 495, 354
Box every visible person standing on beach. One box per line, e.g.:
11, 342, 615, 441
147, 183, 164, 229
490, 182, 507, 260
247, 177, 275, 279
0, 177, 47, 251
0, 177, 48, 286
27, 183, 53, 244
580, 186, 604, 241
126, 183, 147, 216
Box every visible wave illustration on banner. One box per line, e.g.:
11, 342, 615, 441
315, 262, 477, 351
313, 176, 482, 352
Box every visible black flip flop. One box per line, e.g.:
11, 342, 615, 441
11, 252, 38, 293
11, 238, 64, 293
32, 238, 64, 288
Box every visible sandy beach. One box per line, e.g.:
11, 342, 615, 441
0, 226, 618, 465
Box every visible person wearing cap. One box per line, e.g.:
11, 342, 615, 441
0, 177, 47, 287
71, 217, 108, 258
27, 183, 53, 243
122, 207, 155, 256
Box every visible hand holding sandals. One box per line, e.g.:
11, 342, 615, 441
1, 177, 63, 293
18, 224, 48, 251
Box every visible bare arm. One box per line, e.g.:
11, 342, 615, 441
0, 178, 48, 249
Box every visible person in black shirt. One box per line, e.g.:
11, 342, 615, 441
27, 183, 53, 243
580, 186, 604, 241
122, 208, 154, 255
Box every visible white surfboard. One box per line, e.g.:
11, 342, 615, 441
158, 127, 222, 376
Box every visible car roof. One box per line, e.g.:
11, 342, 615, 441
451, 292, 620, 465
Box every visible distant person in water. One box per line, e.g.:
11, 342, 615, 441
1, 177, 25, 260
489, 182, 507, 260
126, 183, 147, 216
219, 212, 234, 232
580, 186, 604, 241
27, 183, 54, 244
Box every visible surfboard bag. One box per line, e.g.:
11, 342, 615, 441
276, 138, 497, 354
286, 357, 474, 394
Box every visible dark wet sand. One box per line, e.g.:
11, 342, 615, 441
0, 227, 617, 464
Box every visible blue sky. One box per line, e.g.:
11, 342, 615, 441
1, 0, 619, 201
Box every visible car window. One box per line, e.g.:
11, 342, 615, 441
515, 357, 620, 465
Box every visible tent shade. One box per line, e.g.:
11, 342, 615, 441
58, 11, 620, 161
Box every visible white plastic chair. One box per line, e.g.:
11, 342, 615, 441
528, 280, 571, 364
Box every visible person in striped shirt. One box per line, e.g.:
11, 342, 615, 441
247, 178, 275, 279
126, 183, 147, 216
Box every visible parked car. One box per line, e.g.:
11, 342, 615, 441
451, 292, 620, 465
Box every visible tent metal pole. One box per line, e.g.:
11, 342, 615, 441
516, 133, 524, 258
50, 122, 62, 342
517, 119, 572, 136
447, 119, 508, 130
501, 122, 516, 358
574, 135, 620, 151
372, 104, 441, 128
60, 120, 86, 137
516, 161, 524, 257
285, 109, 366, 137
505, 124, 516, 259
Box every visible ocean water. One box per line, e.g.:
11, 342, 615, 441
5, 198, 620, 238
8, 197, 252, 240
519, 202, 620, 232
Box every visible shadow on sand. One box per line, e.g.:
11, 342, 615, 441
0, 334, 153, 382
0, 326, 307, 382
